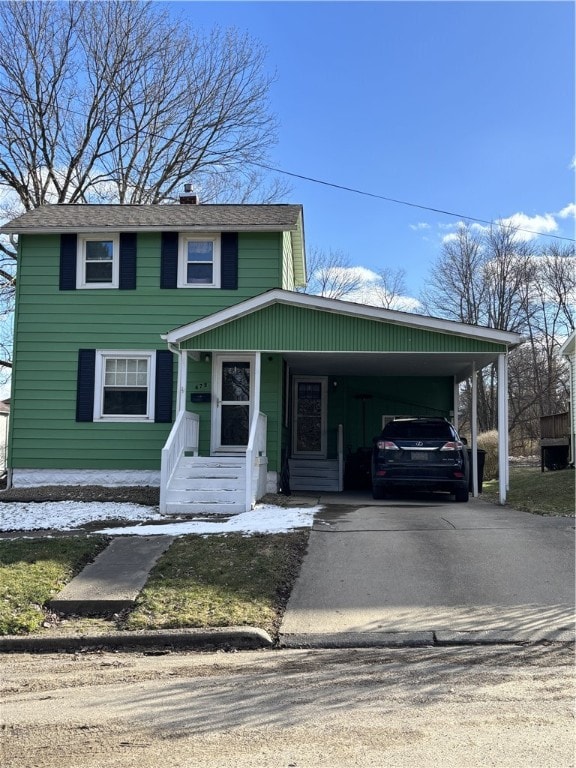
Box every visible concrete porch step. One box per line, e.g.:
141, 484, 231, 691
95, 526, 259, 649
164, 500, 245, 515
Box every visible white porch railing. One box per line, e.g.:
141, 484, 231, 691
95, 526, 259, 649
160, 411, 199, 513
337, 423, 344, 492
245, 411, 267, 512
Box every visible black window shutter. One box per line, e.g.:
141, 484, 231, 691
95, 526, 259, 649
160, 232, 178, 288
155, 350, 174, 423
221, 232, 238, 290
119, 232, 137, 290
60, 233, 77, 290
76, 349, 96, 422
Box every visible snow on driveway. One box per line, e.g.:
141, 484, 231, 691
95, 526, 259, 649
0, 500, 319, 536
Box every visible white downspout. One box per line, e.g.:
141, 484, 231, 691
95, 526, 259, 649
168, 343, 187, 415
471, 362, 478, 497
497, 352, 508, 504
453, 377, 459, 431
253, 352, 261, 415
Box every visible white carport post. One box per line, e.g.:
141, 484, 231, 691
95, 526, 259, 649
497, 352, 508, 505
471, 361, 479, 497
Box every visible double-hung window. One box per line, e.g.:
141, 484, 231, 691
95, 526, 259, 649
178, 234, 221, 288
94, 351, 155, 422
77, 234, 119, 289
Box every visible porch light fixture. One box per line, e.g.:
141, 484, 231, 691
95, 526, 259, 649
204, 353, 211, 363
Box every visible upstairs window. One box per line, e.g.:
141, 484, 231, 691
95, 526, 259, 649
178, 234, 221, 288
94, 351, 155, 421
77, 234, 119, 289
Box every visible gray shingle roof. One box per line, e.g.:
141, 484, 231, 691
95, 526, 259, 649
1, 204, 303, 233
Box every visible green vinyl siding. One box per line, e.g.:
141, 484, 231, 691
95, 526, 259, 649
9, 231, 284, 471
325, 375, 453, 456
182, 304, 507, 354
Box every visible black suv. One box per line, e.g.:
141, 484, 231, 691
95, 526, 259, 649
372, 417, 469, 502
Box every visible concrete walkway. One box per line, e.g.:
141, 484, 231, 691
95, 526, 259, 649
49, 536, 174, 615
280, 496, 575, 646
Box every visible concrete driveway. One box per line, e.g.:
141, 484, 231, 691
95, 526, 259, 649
280, 495, 575, 645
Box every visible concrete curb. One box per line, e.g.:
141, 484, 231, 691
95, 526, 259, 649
279, 632, 435, 648
279, 629, 576, 649
0, 626, 274, 653
435, 629, 576, 645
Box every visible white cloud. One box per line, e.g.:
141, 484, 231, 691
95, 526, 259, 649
558, 203, 576, 219
439, 211, 567, 245
409, 222, 430, 231
495, 212, 558, 241
441, 232, 460, 244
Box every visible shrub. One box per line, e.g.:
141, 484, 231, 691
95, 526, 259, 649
477, 430, 499, 480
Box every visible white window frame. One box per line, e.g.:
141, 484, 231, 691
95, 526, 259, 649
94, 351, 156, 422
178, 233, 221, 288
77, 233, 120, 289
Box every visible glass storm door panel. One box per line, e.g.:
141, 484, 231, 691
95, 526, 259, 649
292, 377, 327, 456
214, 358, 253, 451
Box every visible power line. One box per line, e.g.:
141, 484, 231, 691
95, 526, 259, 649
2, 83, 574, 244
251, 161, 576, 244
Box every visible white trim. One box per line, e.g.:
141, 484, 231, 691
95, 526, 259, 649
94, 350, 156, 422
177, 233, 221, 289
163, 289, 522, 346
11, 468, 161, 487
292, 376, 328, 458
76, 233, 119, 289
471, 362, 478, 497
497, 353, 508, 504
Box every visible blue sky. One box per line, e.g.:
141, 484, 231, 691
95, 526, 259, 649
171, 0, 575, 301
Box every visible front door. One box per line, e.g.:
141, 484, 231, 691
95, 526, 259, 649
212, 355, 254, 453
292, 376, 328, 457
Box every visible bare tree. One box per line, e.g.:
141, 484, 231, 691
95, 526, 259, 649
422, 222, 575, 446
0, 1, 281, 214
370, 267, 411, 310
0, 0, 286, 373
301, 247, 364, 299
420, 223, 486, 325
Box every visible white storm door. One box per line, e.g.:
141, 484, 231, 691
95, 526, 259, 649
212, 355, 254, 453
292, 376, 328, 457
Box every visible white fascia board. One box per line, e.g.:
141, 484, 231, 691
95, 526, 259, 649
162, 288, 522, 347
559, 330, 576, 357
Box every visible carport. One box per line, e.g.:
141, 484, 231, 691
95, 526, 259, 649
165, 290, 522, 505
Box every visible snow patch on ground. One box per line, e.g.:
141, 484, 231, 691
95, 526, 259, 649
0, 500, 319, 535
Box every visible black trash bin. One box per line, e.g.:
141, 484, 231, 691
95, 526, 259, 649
468, 449, 486, 493
543, 445, 569, 471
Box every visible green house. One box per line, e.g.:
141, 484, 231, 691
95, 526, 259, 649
2, 202, 520, 512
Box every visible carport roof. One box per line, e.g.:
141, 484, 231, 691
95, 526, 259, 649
163, 289, 522, 381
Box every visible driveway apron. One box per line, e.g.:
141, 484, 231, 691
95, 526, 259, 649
280, 497, 575, 642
